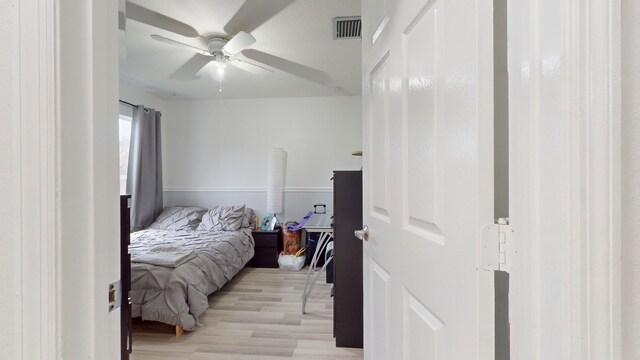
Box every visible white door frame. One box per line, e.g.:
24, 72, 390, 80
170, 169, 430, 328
4, 0, 626, 358
1, 1, 58, 358
621, 1, 640, 358
508, 0, 621, 358
2, 0, 121, 358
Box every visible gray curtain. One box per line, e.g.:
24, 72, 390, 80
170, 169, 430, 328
127, 105, 163, 231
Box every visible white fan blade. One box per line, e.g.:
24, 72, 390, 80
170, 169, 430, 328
242, 49, 331, 86
224, 0, 294, 35
151, 34, 210, 55
171, 54, 212, 80
230, 59, 273, 77
127, 1, 199, 37
222, 31, 256, 56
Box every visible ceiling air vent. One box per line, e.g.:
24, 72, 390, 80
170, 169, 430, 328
333, 16, 361, 39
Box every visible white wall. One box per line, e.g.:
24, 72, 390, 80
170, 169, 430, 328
119, 79, 168, 113
622, 1, 640, 358
163, 96, 362, 220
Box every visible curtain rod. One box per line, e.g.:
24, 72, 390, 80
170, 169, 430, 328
119, 100, 136, 107
119, 100, 153, 113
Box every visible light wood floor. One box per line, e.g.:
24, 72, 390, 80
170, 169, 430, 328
130, 267, 363, 359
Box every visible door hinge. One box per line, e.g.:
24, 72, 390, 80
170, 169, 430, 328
481, 218, 513, 273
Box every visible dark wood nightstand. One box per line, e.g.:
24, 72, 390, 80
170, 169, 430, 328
250, 229, 282, 268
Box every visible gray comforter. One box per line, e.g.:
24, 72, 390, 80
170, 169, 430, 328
129, 228, 254, 331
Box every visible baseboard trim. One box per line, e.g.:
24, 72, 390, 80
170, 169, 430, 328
163, 187, 332, 193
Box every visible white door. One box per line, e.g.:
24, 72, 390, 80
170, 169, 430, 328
361, 0, 495, 358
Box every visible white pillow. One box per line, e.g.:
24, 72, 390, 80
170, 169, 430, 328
148, 206, 206, 231
242, 207, 255, 229
197, 205, 246, 231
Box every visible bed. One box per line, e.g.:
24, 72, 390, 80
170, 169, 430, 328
128, 205, 255, 333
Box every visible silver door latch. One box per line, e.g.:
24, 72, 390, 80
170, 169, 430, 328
108, 280, 122, 312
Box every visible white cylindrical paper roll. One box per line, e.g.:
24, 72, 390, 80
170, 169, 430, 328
266, 147, 285, 214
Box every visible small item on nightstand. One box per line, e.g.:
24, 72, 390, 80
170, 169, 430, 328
261, 214, 277, 230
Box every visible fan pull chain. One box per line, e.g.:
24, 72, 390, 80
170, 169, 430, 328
218, 69, 224, 92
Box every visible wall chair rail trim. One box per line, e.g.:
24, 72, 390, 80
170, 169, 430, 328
163, 187, 333, 193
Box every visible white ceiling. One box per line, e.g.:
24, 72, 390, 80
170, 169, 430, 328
120, 0, 362, 100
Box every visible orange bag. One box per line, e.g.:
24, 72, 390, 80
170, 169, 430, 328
281, 222, 301, 255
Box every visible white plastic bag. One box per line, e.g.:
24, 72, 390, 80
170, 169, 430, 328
278, 254, 305, 271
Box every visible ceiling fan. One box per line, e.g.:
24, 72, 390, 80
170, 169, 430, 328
123, 0, 333, 92
151, 31, 272, 91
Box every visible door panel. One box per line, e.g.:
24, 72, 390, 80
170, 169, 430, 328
369, 52, 392, 222
403, 0, 446, 244
362, 0, 495, 358
370, 260, 391, 360
371, 0, 389, 44
403, 290, 445, 360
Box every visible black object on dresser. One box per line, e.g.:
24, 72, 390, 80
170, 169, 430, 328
333, 170, 363, 348
120, 195, 133, 359
250, 229, 283, 268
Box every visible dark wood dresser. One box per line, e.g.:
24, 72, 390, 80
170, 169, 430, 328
120, 195, 132, 359
250, 229, 282, 268
333, 170, 363, 348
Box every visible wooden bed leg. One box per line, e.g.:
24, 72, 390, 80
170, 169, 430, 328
175, 326, 184, 337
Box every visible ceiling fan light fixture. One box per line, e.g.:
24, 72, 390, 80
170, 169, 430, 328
215, 58, 227, 68
215, 59, 226, 93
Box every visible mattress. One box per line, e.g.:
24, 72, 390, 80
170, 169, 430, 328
128, 228, 254, 331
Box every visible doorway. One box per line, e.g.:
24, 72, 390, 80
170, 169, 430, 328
494, 0, 510, 359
